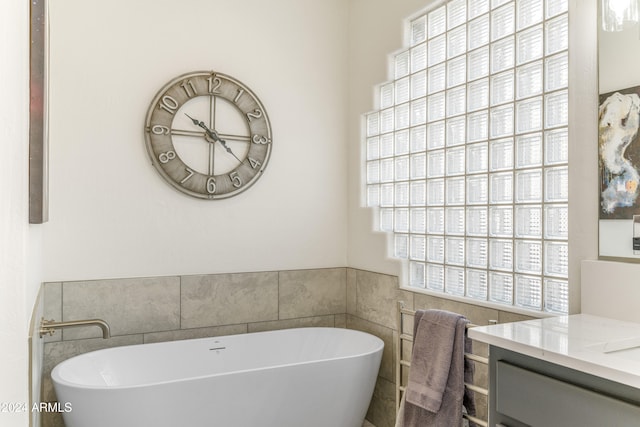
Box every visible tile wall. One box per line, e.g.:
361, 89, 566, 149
36, 267, 534, 427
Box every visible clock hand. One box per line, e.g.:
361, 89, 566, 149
184, 113, 244, 164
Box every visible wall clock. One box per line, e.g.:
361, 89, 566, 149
144, 71, 272, 199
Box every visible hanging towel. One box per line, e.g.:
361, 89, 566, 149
395, 309, 476, 427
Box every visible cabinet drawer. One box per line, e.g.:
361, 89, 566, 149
496, 361, 640, 426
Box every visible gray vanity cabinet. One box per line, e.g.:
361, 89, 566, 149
489, 346, 640, 427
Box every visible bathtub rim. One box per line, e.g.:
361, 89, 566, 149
51, 327, 384, 391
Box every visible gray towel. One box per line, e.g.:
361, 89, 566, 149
395, 309, 476, 427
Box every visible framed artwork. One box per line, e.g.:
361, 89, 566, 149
599, 85, 640, 219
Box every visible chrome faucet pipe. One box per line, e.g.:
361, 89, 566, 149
39, 317, 111, 339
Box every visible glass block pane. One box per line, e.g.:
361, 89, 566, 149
490, 172, 513, 204
516, 61, 543, 99
411, 16, 427, 46
395, 130, 410, 155
380, 183, 394, 207
395, 77, 410, 104
545, 166, 568, 202
411, 125, 427, 152
489, 239, 513, 270
491, 3, 515, 41
468, 46, 490, 80
380, 108, 394, 134
515, 169, 542, 203
448, 25, 467, 59
469, 0, 490, 19
367, 185, 380, 207
445, 266, 465, 295
446, 87, 467, 117
411, 234, 427, 260
367, 137, 380, 161
411, 71, 427, 99
448, 0, 467, 29
427, 150, 445, 178
428, 92, 446, 122
411, 98, 427, 126
380, 83, 394, 109
491, 35, 514, 73
427, 264, 445, 291
492, 0, 510, 8
395, 50, 410, 79
366, 161, 380, 184
467, 111, 489, 142
428, 6, 447, 39
490, 104, 514, 138
395, 103, 410, 129
516, 25, 543, 65
516, 97, 542, 133
516, 133, 542, 168
467, 269, 488, 299
546, 0, 568, 18
467, 142, 488, 173
427, 179, 445, 205
411, 43, 427, 73
515, 205, 542, 238
395, 156, 410, 181
469, 15, 490, 50
411, 208, 426, 233
544, 279, 568, 314
467, 238, 488, 268
447, 56, 467, 88
489, 206, 513, 237
515, 275, 542, 309
467, 207, 488, 236
545, 128, 568, 165
366, 112, 379, 136
468, 79, 489, 112
395, 234, 409, 258
428, 35, 447, 66
515, 240, 542, 274
446, 116, 467, 146
545, 52, 568, 91
427, 236, 445, 262
428, 63, 446, 94
380, 208, 393, 230
446, 238, 465, 265
544, 204, 568, 239
427, 121, 446, 149
446, 207, 465, 235
446, 177, 466, 205
380, 158, 394, 182
395, 182, 409, 206
545, 90, 568, 128
411, 153, 427, 179
410, 181, 426, 206
545, 14, 568, 55
489, 271, 513, 304
491, 71, 514, 106
489, 138, 514, 171
545, 241, 568, 277
467, 175, 488, 204
446, 146, 466, 176
409, 261, 426, 288
427, 207, 445, 234
517, 0, 543, 30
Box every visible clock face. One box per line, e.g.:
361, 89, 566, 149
144, 71, 272, 199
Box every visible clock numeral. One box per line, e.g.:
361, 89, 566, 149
180, 167, 195, 184
229, 171, 242, 188
252, 134, 270, 145
248, 157, 261, 169
207, 76, 222, 94
159, 95, 179, 115
207, 177, 217, 194
246, 108, 263, 122
234, 89, 244, 104
151, 125, 170, 135
158, 150, 176, 164
181, 80, 197, 98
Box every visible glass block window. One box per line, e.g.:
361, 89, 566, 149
364, 0, 568, 314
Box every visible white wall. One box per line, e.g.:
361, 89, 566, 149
43, 0, 349, 281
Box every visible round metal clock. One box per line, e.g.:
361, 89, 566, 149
144, 71, 272, 199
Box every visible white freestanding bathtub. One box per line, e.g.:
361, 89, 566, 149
51, 327, 384, 427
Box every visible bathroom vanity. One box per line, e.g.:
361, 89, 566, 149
469, 315, 640, 426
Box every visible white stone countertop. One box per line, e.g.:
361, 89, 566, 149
468, 314, 640, 389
